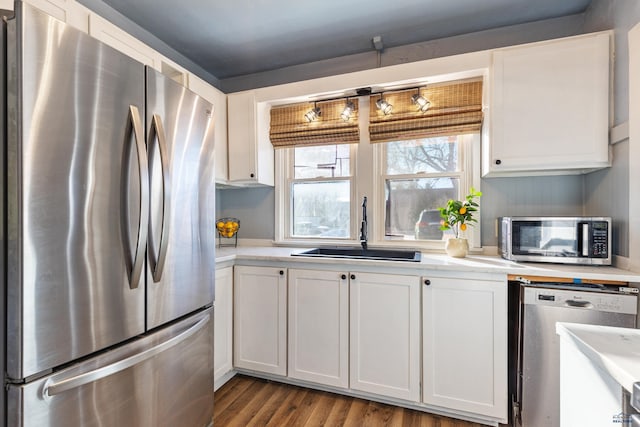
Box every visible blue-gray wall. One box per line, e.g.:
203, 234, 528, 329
218, 0, 640, 256
81, 0, 637, 254
216, 188, 275, 240
581, 0, 640, 257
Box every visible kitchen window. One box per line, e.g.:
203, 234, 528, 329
289, 144, 353, 238
275, 132, 479, 247
274, 78, 483, 248
379, 134, 477, 244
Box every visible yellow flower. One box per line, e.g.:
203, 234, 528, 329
460, 223, 467, 231
459, 206, 467, 215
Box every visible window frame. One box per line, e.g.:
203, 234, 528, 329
275, 144, 359, 244
372, 133, 481, 251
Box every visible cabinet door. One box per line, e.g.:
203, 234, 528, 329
486, 32, 610, 176
350, 272, 420, 401
227, 91, 274, 186
88, 13, 162, 70
233, 266, 287, 376
288, 269, 349, 388
214, 266, 233, 390
422, 277, 507, 421
25, 0, 89, 32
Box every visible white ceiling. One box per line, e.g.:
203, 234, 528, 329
100, 0, 593, 79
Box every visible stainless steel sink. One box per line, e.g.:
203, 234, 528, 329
292, 247, 421, 262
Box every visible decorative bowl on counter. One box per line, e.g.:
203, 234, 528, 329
216, 217, 240, 247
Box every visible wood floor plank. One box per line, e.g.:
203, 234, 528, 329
246, 381, 289, 426
342, 397, 370, 427
222, 380, 275, 427
213, 375, 254, 417
282, 387, 324, 426
322, 393, 352, 426
214, 375, 494, 427
214, 379, 268, 426
264, 386, 310, 426
262, 384, 307, 427
302, 391, 334, 426
362, 401, 397, 427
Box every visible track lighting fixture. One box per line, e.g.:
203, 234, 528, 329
304, 102, 321, 122
376, 95, 393, 115
340, 100, 355, 121
411, 90, 430, 112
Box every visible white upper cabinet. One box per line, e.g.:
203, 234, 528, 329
88, 14, 191, 85
88, 13, 162, 70
227, 91, 274, 186
18, 0, 89, 32
189, 74, 228, 184
484, 32, 611, 176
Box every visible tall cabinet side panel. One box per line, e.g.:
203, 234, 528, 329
1, 12, 6, 425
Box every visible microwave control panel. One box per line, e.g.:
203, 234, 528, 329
590, 221, 609, 258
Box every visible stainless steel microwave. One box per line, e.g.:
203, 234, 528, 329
498, 216, 611, 265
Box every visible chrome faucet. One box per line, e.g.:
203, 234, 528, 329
360, 196, 368, 251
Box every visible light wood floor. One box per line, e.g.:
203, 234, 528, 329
214, 375, 488, 427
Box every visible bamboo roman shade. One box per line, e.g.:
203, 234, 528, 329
369, 79, 483, 143
270, 99, 359, 148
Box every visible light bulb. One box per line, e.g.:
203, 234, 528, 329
411, 94, 430, 112
340, 101, 355, 121
304, 107, 321, 122
376, 98, 393, 115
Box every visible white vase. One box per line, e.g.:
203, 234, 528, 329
445, 238, 469, 257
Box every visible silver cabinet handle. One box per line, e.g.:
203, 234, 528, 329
42, 314, 210, 399
121, 105, 149, 289
148, 114, 171, 282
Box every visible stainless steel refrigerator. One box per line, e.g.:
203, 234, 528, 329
1, 2, 216, 426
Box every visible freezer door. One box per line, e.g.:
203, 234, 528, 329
145, 67, 216, 330
7, 309, 214, 427
5, 3, 146, 380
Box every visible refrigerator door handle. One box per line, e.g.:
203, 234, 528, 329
122, 105, 149, 289
148, 113, 171, 282
42, 314, 210, 399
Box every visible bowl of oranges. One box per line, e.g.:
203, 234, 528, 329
216, 217, 240, 247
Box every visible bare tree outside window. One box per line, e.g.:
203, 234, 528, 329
384, 136, 463, 240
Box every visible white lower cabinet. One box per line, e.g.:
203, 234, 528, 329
350, 272, 421, 402
213, 266, 233, 390
422, 276, 508, 421
288, 269, 349, 388
233, 265, 287, 376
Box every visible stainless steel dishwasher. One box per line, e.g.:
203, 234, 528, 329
513, 282, 638, 427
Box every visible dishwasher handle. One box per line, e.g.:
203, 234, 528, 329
565, 299, 593, 309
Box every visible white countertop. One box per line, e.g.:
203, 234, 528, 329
215, 246, 640, 283
556, 322, 640, 393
